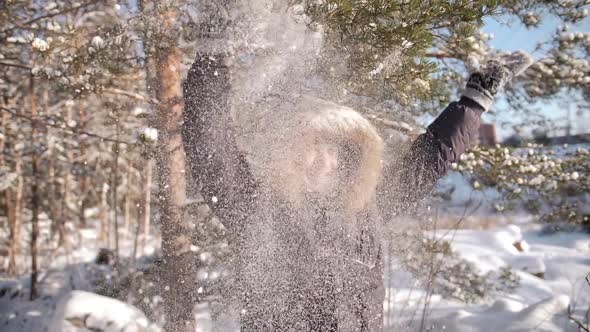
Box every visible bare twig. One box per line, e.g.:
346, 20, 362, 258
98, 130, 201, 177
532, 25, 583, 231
0, 61, 32, 70
568, 304, 590, 332
0, 106, 136, 145
424, 52, 456, 59
0, 1, 100, 35
101, 88, 159, 105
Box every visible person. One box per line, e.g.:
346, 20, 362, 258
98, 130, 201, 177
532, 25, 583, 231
182, 51, 533, 331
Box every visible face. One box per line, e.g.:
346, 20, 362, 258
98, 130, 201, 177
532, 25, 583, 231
270, 131, 361, 208
300, 142, 340, 194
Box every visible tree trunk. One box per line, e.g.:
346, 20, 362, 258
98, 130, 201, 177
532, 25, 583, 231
29, 76, 40, 300
7, 157, 23, 277
78, 103, 88, 227
154, 6, 192, 331
59, 103, 74, 248
0, 104, 5, 165
112, 119, 120, 262
47, 157, 57, 235
0, 101, 15, 275
142, 158, 153, 249
139, 0, 155, 253
43, 89, 61, 244
124, 162, 133, 234
99, 181, 109, 244
133, 197, 141, 263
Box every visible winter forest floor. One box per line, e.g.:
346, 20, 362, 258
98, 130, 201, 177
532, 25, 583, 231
1, 203, 589, 331
386, 224, 590, 331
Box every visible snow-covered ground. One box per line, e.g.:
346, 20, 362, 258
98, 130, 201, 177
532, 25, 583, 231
1, 219, 588, 331
0, 218, 161, 332
385, 224, 590, 331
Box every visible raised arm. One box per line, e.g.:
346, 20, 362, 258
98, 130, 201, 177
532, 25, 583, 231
182, 54, 258, 234
379, 51, 533, 218
392, 97, 484, 211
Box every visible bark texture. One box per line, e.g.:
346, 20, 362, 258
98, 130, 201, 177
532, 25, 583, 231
155, 7, 192, 332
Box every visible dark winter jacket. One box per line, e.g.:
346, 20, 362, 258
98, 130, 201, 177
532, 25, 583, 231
182, 54, 484, 331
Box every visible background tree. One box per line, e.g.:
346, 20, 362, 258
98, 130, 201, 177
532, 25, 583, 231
0, 0, 148, 286
306, 0, 589, 123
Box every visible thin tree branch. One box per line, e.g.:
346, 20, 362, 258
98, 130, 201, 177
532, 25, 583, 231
101, 88, 159, 105
0, 106, 136, 145
0, 61, 32, 70
568, 305, 590, 332
0, 1, 101, 35
424, 52, 456, 59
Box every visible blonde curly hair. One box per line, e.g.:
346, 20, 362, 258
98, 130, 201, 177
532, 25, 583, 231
263, 95, 384, 213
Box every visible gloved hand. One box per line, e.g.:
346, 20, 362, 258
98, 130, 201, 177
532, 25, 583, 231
462, 50, 534, 111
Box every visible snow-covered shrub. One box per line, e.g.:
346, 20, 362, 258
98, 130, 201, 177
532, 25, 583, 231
403, 237, 520, 303
49, 290, 160, 332
456, 144, 590, 231
91, 255, 166, 326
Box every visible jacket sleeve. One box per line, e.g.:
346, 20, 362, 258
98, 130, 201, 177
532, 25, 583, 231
379, 97, 484, 218
182, 54, 258, 234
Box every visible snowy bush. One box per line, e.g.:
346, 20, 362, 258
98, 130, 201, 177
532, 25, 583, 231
48, 290, 160, 332
90, 255, 167, 327
456, 144, 590, 231
403, 237, 520, 304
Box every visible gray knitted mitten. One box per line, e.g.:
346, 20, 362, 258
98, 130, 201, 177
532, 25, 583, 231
462, 51, 533, 111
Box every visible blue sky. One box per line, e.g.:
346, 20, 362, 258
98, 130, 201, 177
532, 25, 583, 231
480, 13, 590, 139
